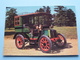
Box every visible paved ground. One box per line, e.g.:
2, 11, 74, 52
3, 35, 78, 56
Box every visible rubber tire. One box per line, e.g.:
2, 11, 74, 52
15, 34, 25, 49
55, 33, 67, 48
39, 35, 52, 53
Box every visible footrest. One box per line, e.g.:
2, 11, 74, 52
30, 38, 37, 40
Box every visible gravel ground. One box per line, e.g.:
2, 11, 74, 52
3, 35, 78, 56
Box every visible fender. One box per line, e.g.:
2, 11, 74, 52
13, 32, 30, 40
50, 29, 58, 38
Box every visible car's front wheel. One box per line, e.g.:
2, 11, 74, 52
39, 35, 52, 53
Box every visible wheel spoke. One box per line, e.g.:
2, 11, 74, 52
55, 34, 66, 47
58, 35, 64, 40
16, 35, 24, 48
40, 37, 50, 51
20, 41, 23, 45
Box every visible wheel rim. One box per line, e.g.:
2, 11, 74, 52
56, 35, 65, 46
16, 36, 23, 48
40, 37, 50, 51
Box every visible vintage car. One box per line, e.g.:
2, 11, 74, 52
13, 12, 67, 53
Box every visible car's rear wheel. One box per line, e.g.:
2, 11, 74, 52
15, 34, 25, 49
55, 33, 67, 48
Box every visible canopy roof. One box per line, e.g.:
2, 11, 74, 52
15, 12, 52, 18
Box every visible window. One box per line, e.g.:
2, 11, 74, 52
29, 16, 34, 24
14, 17, 20, 26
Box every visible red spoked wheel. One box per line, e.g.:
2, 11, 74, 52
15, 34, 25, 49
55, 33, 67, 48
39, 35, 52, 53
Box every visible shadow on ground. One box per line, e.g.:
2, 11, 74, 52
51, 43, 72, 54
4, 32, 73, 54
23, 43, 72, 54
5, 32, 15, 36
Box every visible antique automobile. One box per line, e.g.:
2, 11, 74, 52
13, 12, 67, 53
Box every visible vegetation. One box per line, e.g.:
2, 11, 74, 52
5, 28, 15, 32
5, 6, 77, 39
54, 26, 77, 39
53, 6, 76, 26
5, 6, 76, 29
5, 26, 77, 39
35, 6, 51, 14
6, 7, 17, 29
